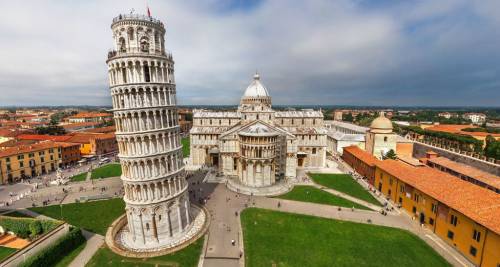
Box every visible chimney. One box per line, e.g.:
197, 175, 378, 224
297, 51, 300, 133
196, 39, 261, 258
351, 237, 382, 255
426, 150, 438, 159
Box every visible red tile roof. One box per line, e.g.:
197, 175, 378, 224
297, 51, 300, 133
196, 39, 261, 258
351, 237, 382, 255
376, 160, 500, 235
69, 112, 112, 119
427, 157, 500, 189
0, 141, 60, 158
343, 145, 379, 166
17, 134, 72, 142
426, 124, 500, 138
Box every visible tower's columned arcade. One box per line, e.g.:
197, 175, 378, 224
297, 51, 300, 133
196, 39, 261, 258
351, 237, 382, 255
105, 14, 207, 256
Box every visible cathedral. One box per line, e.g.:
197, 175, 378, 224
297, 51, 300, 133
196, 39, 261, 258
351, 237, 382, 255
189, 74, 327, 189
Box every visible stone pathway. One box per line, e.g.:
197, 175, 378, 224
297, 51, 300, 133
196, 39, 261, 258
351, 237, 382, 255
68, 230, 104, 267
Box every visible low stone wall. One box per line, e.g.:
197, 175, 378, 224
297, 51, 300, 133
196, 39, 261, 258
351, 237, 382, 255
0, 223, 69, 267
105, 204, 210, 258
413, 142, 500, 176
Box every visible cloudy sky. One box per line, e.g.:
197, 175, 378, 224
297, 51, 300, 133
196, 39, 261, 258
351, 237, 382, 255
0, 0, 499, 107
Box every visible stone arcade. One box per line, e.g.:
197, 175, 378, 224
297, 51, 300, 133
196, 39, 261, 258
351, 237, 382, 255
105, 14, 206, 256
189, 74, 328, 194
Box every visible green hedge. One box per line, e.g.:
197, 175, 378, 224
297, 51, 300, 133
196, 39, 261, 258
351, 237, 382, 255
0, 216, 59, 239
20, 227, 85, 267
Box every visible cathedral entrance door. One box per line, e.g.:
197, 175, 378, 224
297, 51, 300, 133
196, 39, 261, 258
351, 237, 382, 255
298, 158, 304, 167
211, 155, 219, 167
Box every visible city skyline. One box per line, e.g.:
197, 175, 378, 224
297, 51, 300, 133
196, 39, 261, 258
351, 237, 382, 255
1, 0, 500, 107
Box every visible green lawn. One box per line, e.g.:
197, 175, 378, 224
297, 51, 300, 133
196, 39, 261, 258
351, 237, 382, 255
86, 237, 204, 267
54, 240, 87, 267
2, 210, 31, 217
277, 185, 371, 210
310, 173, 381, 206
242, 208, 450, 267
0, 246, 17, 261
181, 137, 190, 158
91, 164, 122, 179
70, 172, 88, 182
29, 198, 125, 235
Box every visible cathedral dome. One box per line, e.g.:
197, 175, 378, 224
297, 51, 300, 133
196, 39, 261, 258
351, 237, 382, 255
370, 112, 393, 133
243, 73, 269, 97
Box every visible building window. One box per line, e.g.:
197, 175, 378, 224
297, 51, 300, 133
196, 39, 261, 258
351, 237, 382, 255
6, 157, 10, 163
29, 153, 34, 158
447, 230, 454, 240
431, 203, 438, 214
17, 155, 24, 160
450, 215, 458, 226
20, 162, 24, 168
384, 136, 388, 142
469, 246, 477, 257
312, 148, 316, 154
429, 218, 434, 225
473, 230, 481, 242
389, 178, 393, 185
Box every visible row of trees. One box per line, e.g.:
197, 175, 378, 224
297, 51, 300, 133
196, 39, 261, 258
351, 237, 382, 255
402, 126, 484, 153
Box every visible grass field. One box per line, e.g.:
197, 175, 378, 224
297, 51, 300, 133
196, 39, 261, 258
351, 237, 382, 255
277, 185, 371, 210
87, 237, 204, 267
310, 173, 381, 206
70, 172, 87, 182
54, 240, 87, 267
91, 164, 122, 179
242, 208, 450, 267
0, 246, 17, 261
29, 198, 125, 235
182, 137, 190, 158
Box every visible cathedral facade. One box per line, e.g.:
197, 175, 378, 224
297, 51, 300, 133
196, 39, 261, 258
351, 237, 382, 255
190, 74, 327, 188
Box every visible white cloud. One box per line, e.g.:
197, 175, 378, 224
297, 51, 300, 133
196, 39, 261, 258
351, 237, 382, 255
0, 0, 499, 106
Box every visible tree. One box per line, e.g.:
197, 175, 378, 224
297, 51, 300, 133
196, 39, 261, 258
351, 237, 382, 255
384, 149, 397, 160
343, 112, 354, 122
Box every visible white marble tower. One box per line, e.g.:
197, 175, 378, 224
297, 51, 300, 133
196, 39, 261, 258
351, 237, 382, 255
107, 14, 192, 248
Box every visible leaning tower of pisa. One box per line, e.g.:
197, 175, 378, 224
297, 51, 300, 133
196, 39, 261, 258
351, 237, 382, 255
105, 14, 206, 254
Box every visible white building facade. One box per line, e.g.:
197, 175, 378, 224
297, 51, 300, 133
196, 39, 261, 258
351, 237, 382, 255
107, 14, 193, 248
190, 74, 327, 188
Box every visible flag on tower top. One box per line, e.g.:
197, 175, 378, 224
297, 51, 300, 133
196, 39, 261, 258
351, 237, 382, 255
147, 6, 151, 17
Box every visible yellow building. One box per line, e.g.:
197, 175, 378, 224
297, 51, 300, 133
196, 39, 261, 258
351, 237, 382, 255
0, 141, 62, 184
375, 160, 500, 266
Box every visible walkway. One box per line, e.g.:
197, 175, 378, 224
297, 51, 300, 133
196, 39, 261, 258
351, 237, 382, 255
68, 230, 104, 267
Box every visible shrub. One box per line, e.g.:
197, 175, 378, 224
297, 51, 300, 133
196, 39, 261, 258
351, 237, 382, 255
29, 221, 42, 238
0, 216, 60, 239
20, 227, 85, 267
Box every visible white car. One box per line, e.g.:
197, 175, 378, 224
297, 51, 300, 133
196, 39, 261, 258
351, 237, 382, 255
99, 158, 111, 164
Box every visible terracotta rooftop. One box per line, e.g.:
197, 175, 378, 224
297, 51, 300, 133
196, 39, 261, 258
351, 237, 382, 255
343, 145, 379, 166
17, 134, 72, 142
0, 141, 60, 158
427, 157, 500, 189
376, 160, 500, 235
426, 124, 500, 138
69, 112, 112, 119
83, 126, 116, 133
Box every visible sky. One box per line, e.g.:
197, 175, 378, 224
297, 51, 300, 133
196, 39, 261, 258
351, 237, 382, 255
0, 0, 499, 107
